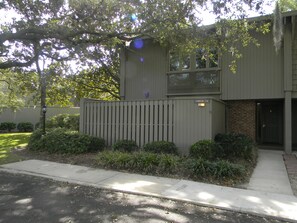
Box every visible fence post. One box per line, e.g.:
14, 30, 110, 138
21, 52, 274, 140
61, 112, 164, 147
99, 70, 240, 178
79, 98, 86, 133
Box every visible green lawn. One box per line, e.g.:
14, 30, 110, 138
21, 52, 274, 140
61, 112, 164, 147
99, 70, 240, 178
0, 133, 31, 165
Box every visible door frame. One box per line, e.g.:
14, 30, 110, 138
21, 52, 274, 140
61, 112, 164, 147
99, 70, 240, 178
256, 100, 284, 145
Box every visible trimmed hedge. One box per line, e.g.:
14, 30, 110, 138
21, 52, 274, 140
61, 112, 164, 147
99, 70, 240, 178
189, 140, 217, 160
214, 133, 254, 159
143, 141, 178, 155
46, 114, 79, 131
0, 122, 16, 132
112, 140, 138, 152
17, 122, 34, 132
28, 128, 105, 154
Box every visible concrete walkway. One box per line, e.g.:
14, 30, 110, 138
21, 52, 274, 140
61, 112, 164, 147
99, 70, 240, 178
247, 150, 293, 195
1, 151, 297, 222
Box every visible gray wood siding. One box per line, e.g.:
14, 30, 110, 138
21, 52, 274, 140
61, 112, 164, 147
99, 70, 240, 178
221, 32, 284, 100
124, 42, 167, 100
173, 99, 213, 151
211, 100, 226, 138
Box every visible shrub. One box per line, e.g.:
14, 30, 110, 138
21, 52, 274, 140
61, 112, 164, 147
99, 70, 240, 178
214, 133, 254, 159
187, 158, 245, 179
27, 128, 45, 151
17, 122, 34, 132
46, 114, 79, 130
89, 136, 106, 152
189, 140, 217, 160
27, 128, 105, 154
0, 122, 16, 132
112, 140, 138, 152
143, 141, 178, 155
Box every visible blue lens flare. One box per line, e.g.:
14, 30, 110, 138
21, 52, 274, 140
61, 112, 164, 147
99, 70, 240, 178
133, 38, 144, 49
140, 57, 144, 62
131, 14, 137, 22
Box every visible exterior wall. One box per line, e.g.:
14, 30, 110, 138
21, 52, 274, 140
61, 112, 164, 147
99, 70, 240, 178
173, 99, 213, 151
221, 31, 284, 100
80, 98, 225, 153
122, 40, 167, 100
121, 32, 284, 101
226, 100, 256, 141
0, 107, 79, 127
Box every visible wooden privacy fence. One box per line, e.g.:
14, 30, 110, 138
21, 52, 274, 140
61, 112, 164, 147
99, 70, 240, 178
80, 99, 175, 146
80, 98, 226, 151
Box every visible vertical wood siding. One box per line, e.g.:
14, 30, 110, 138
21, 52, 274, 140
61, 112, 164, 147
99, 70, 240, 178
80, 98, 226, 151
292, 20, 297, 94
81, 99, 175, 147
221, 31, 284, 100
124, 41, 167, 100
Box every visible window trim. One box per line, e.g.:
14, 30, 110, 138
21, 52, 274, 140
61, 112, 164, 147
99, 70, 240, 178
167, 49, 221, 95
168, 49, 220, 73
166, 70, 221, 95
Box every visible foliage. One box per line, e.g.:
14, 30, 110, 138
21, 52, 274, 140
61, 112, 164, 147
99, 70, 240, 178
70, 63, 120, 102
0, 0, 278, 110
189, 140, 217, 160
278, 0, 297, 12
214, 133, 254, 160
27, 129, 45, 151
46, 114, 79, 131
27, 128, 105, 154
187, 158, 245, 180
112, 140, 138, 152
96, 150, 246, 182
45, 58, 120, 106
17, 122, 34, 132
0, 0, 272, 71
0, 69, 38, 110
143, 141, 178, 155
0, 132, 31, 165
0, 122, 16, 132
97, 151, 182, 174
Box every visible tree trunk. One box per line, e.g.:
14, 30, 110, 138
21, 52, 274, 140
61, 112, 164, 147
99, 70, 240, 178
35, 60, 46, 126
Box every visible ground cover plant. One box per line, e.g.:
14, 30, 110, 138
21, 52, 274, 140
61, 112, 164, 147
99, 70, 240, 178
0, 133, 31, 164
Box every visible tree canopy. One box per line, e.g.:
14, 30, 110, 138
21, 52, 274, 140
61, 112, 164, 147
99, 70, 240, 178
0, 0, 280, 110
0, 0, 274, 69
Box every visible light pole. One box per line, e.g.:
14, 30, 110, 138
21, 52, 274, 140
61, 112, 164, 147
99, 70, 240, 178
42, 105, 47, 135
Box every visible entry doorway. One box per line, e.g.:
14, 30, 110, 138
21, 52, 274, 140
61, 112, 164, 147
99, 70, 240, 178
256, 101, 283, 145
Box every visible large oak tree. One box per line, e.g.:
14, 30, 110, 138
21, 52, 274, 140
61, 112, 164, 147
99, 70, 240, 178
0, 0, 275, 122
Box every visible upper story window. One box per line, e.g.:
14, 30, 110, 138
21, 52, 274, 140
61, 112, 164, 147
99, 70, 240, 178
196, 49, 218, 69
167, 49, 220, 95
169, 53, 190, 71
